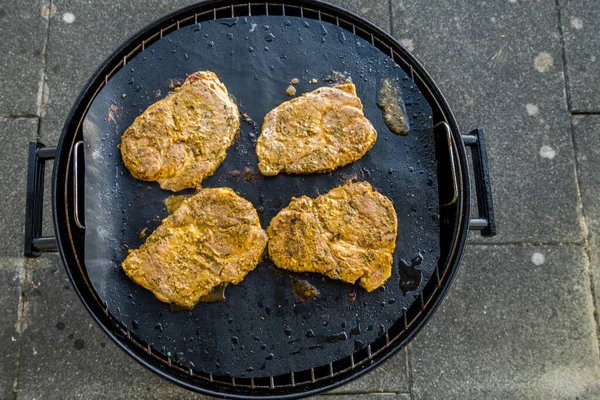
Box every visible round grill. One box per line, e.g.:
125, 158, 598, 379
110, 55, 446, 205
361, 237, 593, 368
23, 1, 496, 398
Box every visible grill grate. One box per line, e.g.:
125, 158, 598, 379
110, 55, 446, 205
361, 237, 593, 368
65, 0, 466, 395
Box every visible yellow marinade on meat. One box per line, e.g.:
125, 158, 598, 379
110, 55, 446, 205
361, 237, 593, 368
267, 181, 397, 291
120, 71, 239, 192
256, 83, 377, 176
122, 188, 267, 309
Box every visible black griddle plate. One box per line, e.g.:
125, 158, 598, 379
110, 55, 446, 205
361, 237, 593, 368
83, 15, 439, 378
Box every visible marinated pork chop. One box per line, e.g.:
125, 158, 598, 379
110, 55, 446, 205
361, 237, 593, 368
122, 188, 267, 309
256, 84, 377, 176
267, 181, 397, 291
120, 71, 239, 192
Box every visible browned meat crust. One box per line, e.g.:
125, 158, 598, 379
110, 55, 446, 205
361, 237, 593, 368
122, 188, 267, 309
256, 84, 377, 176
267, 181, 397, 291
120, 71, 239, 191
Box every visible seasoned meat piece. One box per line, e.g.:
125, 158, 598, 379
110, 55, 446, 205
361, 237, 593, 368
120, 71, 239, 192
122, 188, 267, 309
256, 84, 377, 176
267, 181, 397, 291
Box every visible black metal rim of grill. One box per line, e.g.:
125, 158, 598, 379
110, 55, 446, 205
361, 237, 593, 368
22, 1, 496, 398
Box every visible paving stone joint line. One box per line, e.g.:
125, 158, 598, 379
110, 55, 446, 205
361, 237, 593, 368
571, 110, 600, 115
406, 344, 415, 400
469, 241, 585, 247
387, 0, 394, 38
554, 0, 573, 111
11, 260, 36, 398
36, 0, 53, 124
0, 115, 40, 120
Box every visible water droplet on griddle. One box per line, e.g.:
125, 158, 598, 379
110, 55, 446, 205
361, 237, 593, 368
220, 17, 239, 27
192, 23, 202, 32
265, 306, 271, 315
204, 33, 209, 38
284, 20, 292, 26
226, 32, 234, 40
175, 352, 185, 362
399, 253, 423, 295
378, 324, 386, 336
265, 33, 275, 42
189, 361, 195, 368
284, 327, 293, 336
208, 41, 215, 48
154, 323, 163, 331
249, 46, 254, 52
303, 21, 310, 28
246, 367, 254, 372
231, 336, 240, 344
306, 329, 315, 338
308, 344, 322, 350
327, 332, 348, 343
131, 320, 139, 330
320, 24, 328, 35
388, 298, 396, 304
260, 343, 267, 350
265, 353, 275, 360
339, 31, 346, 43
215, 362, 220, 368
264, 24, 270, 30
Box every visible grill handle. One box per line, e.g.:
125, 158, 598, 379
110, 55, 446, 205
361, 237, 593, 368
24, 141, 58, 257
464, 128, 497, 237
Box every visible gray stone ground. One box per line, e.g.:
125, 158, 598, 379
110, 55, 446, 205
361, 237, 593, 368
0, 0, 598, 399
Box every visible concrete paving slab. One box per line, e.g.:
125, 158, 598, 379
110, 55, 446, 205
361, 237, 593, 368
573, 115, 600, 330
0, 118, 39, 257
411, 244, 600, 400
317, 394, 407, 399
0, 259, 22, 400
392, 0, 583, 244
560, 0, 600, 111
0, 0, 48, 115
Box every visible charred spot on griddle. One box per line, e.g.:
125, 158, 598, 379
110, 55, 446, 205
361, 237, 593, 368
292, 279, 320, 301
242, 165, 259, 183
